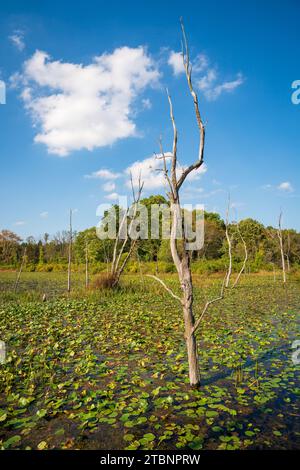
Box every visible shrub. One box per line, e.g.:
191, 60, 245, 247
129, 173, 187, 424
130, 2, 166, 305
92, 273, 116, 289
36, 263, 54, 272
91, 263, 109, 274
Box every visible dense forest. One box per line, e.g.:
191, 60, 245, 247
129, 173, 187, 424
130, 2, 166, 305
1, 195, 299, 274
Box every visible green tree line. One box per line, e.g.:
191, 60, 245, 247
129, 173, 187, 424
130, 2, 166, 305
1, 196, 300, 273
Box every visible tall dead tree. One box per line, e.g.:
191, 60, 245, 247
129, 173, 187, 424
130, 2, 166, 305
67, 209, 72, 293
232, 222, 248, 288
277, 211, 286, 284
225, 198, 233, 288
286, 231, 291, 273
147, 20, 225, 387
110, 174, 144, 288
14, 246, 27, 292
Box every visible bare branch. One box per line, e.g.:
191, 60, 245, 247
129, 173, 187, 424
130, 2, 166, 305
277, 210, 287, 284
157, 136, 174, 197
192, 273, 226, 334
112, 175, 144, 286
111, 206, 128, 274
225, 196, 232, 288
14, 247, 27, 292
166, 89, 178, 193
176, 19, 205, 190
146, 274, 182, 303
232, 222, 248, 288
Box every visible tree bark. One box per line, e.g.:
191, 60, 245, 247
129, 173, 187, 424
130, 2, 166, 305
182, 274, 200, 386
14, 247, 27, 292
171, 204, 200, 387
225, 197, 232, 288
111, 173, 143, 287
232, 223, 248, 288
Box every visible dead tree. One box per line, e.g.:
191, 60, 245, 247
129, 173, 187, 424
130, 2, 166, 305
277, 211, 286, 284
232, 222, 248, 288
110, 174, 144, 288
147, 20, 225, 387
67, 209, 72, 293
286, 231, 291, 273
225, 198, 233, 288
14, 247, 27, 292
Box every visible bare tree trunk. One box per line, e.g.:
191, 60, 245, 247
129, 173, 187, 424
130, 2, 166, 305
286, 232, 291, 273
14, 247, 27, 292
67, 209, 72, 293
111, 174, 143, 288
146, 20, 227, 388
169, 199, 200, 386
146, 17, 205, 386
185, 310, 201, 385
277, 212, 286, 284
232, 223, 248, 288
225, 198, 232, 288
181, 259, 201, 386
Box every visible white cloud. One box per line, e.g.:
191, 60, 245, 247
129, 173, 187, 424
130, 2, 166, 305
168, 51, 185, 76
40, 211, 48, 218
102, 181, 116, 192
105, 192, 120, 200
85, 169, 121, 180
14, 220, 26, 226
125, 154, 207, 191
168, 50, 243, 101
197, 69, 217, 91
193, 54, 209, 73
197, 71, 244, 101
9, 31, 25, 51
17, 47, 159, 156
168, 51, 208, 76
277, 181, 294, 192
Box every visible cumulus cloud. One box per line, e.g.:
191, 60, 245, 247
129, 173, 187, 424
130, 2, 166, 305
168, 50, 243, 101
85, 169, 122, 180
168, 51, 208, 76
105, 192, 120, 200
277, 181, 294, 192
16, 47, 159, 156
9, 31, 25, 51
125, 154, 207, 191
198, 72, 244, 101
40, 211, 48, 218
14, 220, 26, 226
262, 182, 295, 194
168, 51, 185, 76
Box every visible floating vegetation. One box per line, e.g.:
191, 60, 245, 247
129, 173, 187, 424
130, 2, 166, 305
0, 273, 299, 450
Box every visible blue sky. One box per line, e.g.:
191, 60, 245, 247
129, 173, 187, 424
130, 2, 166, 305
0, 0, 299, 239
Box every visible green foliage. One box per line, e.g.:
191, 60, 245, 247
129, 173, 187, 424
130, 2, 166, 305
1, 200, 300, 274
